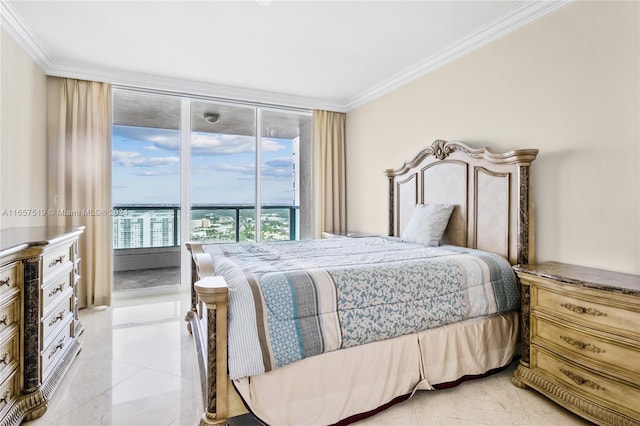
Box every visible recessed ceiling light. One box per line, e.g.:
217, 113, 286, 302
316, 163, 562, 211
204, 113, 220, 124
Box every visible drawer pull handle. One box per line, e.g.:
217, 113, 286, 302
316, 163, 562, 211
560, 302, 607, 317
560, 336, 605, 353
560, 368, 605, 391
0, 352, 10, 365
0, 315, 9, 326
48, 255, 65, 268
49, 311, 66, 326
0, 390, 10, 404
0, 277, 11, 287
48, 283, 66, 297
48, 338, 65, 359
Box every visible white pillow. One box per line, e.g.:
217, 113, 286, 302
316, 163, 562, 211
401, 204, 454, 246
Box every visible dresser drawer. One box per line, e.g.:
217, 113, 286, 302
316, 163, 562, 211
0, 262, 19, 300
532, 315, 640, 379
0, 371, 19, 416
0, 297, 20, 337
532, 346, 640, 419
42, 242, 73, 281
533, 285, 639, 340
0, 331, 19, 380
41, 321, 73, 380
41, 297, 73, 349
41, 267, 74, 316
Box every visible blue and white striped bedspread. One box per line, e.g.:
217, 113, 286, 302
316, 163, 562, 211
204, 237, 518, 380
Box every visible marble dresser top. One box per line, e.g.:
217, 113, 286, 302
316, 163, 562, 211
0, 226, 85, 258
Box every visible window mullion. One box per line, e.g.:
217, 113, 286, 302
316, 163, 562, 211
255, 108, 262, 242
180, 98, 191, 285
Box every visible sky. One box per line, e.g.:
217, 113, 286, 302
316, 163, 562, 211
112, 125, 297, 206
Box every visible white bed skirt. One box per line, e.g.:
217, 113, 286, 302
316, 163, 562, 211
234, 310, 519, 426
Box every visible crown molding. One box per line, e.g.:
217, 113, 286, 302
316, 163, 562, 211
2, 0, 570, 112
0, 0, 344, 111
45, 61, 346, 112
344, 0, 572, 111
0, 0, 53, 70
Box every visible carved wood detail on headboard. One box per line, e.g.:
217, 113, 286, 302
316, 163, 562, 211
385, 140, 538, 265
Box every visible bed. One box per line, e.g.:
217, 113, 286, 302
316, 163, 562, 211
185, 139, 538, 425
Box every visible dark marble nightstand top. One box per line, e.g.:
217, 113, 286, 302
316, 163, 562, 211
514, 261, 640, 297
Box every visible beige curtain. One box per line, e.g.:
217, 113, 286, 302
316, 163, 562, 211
312, 110, 346, 238
47, 77, 112, 307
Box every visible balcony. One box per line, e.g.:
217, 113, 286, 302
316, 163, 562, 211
114, 266, 181, 291
113, 205, 299, 292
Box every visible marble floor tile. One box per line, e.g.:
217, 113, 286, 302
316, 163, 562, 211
27, 285, 594, 426
355, 363, 592, 425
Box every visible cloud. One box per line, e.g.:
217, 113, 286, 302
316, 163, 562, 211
146, 134, 180, 152
194, 156, 294, 181
213, 163, 255, 176
134, 170, 178, 176
191, 133, 285, 156
113, 125, 287, 156
114, 126, 179, 152
261, 138, 287, 152
113, 151, 179, 167
191, 133, 252, 155
263, 157, 294, 179
265, 157, 293, 169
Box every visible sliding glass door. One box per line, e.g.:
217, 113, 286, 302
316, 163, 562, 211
112, 90, 182, 291
189, 101, 257, 243
259, 109, 312, 241
112, 88, 311, 291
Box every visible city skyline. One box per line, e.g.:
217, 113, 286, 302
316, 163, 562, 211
112, 207, 295, 248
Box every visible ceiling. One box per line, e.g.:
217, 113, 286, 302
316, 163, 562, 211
3, 1, 568, 111
112, 89, 311, 138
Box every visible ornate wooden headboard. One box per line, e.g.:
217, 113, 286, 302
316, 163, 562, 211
385, 140, 538, 265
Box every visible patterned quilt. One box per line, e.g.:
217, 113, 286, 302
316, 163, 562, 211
203, 237, 518, 380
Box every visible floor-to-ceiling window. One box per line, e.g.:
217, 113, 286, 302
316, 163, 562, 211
189, 101, 257, 243
112, 90, 182, 291
111, 88, 312, 291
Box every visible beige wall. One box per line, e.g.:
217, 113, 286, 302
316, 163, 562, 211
0, 29, 48, 229
346, 1, 640, 274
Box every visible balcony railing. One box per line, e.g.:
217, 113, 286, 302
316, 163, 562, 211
112, 205, 299, 249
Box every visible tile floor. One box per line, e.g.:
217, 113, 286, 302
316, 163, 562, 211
113, 267, 181, 292
28, 285, 592, 426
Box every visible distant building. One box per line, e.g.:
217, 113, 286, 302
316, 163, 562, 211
113, 206, 295, 248
113, 210, 176, 248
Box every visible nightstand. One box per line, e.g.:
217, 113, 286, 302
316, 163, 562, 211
512, 261, 640, 425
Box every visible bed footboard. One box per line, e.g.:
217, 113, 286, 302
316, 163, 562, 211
185, 242, 247, 425
185, 242, 215, 315
192, 277, 229, 425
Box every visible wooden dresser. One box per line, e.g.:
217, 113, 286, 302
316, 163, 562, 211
0, 226, 84, 426
512, 261, 640, 425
